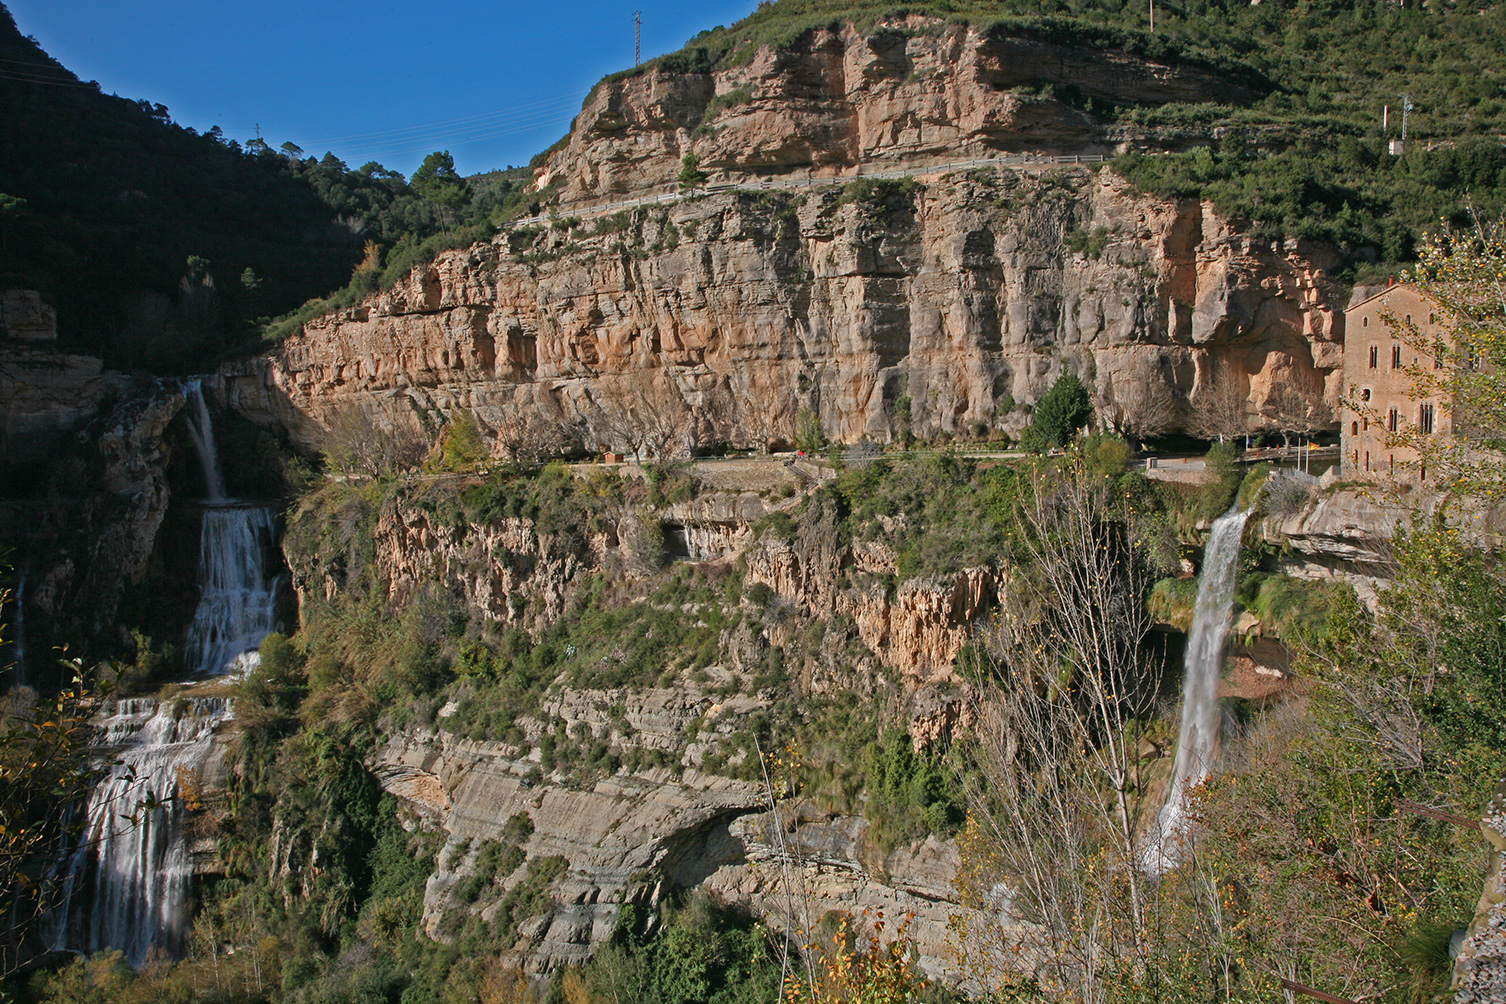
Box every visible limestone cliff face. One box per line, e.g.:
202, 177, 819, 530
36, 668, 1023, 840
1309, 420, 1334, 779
224, 168, 1343, 458
0, 344, 132, 475
220, 17, 1335, 456
298, 482, 1009, 973
357, 484, 998, 686
740, 492, 993, 683
11, 381, 188, 662
374, 504, 590, 631
370, 710, 973, 977
1454, 779, 1506, 1001
539, 19, 1260, 205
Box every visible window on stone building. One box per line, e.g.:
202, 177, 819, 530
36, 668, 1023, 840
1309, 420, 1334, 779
1419, 402, 1434, 434
1369, 345, 1378, 368
1392, 345, 1403, 368
1388, 407, 1399, 432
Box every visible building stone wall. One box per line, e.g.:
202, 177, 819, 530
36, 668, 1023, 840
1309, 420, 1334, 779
1341, 285, 1451, 484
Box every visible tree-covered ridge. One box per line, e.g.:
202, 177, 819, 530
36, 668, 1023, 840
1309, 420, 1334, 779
602, 0, 1506, 270
0, 5, 534, 372
648, 0, 1506, 141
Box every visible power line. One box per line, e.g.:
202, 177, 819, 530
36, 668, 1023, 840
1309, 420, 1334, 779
338, 112, 587, 162
0, 68, 97, 89
296, 93, 585, 148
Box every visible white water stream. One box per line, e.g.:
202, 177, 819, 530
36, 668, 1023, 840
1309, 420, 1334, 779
1142, 504, 1250, 874
57, 380, 279, 963
57, 698, 234, 963
181, 380, 280, 677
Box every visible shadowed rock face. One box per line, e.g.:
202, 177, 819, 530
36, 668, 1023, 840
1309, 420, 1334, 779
223, 169, 1343, 456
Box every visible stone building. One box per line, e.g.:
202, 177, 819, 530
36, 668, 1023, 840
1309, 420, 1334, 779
1342, 284, 1452, 483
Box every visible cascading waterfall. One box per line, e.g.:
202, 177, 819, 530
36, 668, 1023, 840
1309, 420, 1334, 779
1142, 504, 1250, 875
57, 380, 279, 964
58, 698, 234, 964
181, 380, 280, 677
183, 378, 226, 502
183, 505, 279, 676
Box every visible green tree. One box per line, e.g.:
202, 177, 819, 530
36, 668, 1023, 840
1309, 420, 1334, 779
794, 407, 825, 454
438, 410, 488, 470
412, 150, 472, 231
0, 192, 25, 258
1021, 372, 1092, 453
678, 153, 708, 193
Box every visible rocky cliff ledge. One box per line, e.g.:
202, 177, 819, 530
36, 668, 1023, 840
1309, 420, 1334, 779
370, 711, 968, 976
280, 478, 1001, 973
1454, 779, 1506, 1002
224, 167, 1343, 456
537, 19, 1261, 207
219, 15, 1337, 455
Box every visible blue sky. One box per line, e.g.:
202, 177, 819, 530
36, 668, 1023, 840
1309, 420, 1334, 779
8, 0, 758, 178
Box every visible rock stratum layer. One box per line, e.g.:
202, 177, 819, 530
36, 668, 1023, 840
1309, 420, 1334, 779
537, 19, 1261, 206
224, 169, 1344, 456
220, 16, 1338, 456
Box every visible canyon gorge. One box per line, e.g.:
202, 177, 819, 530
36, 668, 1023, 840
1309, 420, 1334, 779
2, 5, 1504, 1002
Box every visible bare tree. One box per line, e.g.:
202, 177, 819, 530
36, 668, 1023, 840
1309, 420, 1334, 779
954, 457, 1168, 1000
595, 374, 689, 467
495, 413, 585, 464
1187, 361, 1251, 443
1100, 353, 1183, 443
1262, 380, 1322, 452
321, 407, 427, 478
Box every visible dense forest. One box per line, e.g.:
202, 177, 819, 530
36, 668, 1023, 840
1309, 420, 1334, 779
0, 4, 532, 372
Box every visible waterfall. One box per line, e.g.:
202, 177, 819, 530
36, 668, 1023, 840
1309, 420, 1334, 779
1143, 504, 1250, 874
183, 505, 279, 676
51, 381, 281, 966
183, 378, 226, 502
57, 697, 234, 964
181, 380, 279, 677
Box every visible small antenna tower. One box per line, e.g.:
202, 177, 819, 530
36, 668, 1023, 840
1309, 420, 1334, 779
634, 11, 642, 66
1401, 93, 1413, 144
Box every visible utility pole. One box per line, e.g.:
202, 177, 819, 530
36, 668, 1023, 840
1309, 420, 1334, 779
634, 11, 642, 66
1149, 0, 1155, 32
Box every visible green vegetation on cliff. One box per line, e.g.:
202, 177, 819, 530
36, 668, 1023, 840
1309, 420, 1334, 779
624, 0, 1506, 268
0, 4, 535, 372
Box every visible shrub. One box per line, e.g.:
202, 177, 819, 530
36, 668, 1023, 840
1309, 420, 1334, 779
1021, 373, 1092, 453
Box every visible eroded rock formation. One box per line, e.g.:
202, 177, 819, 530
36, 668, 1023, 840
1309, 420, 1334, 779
218, 16, 1341, 458
223, 169, 1345, 458
538, 19, 1261, 205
